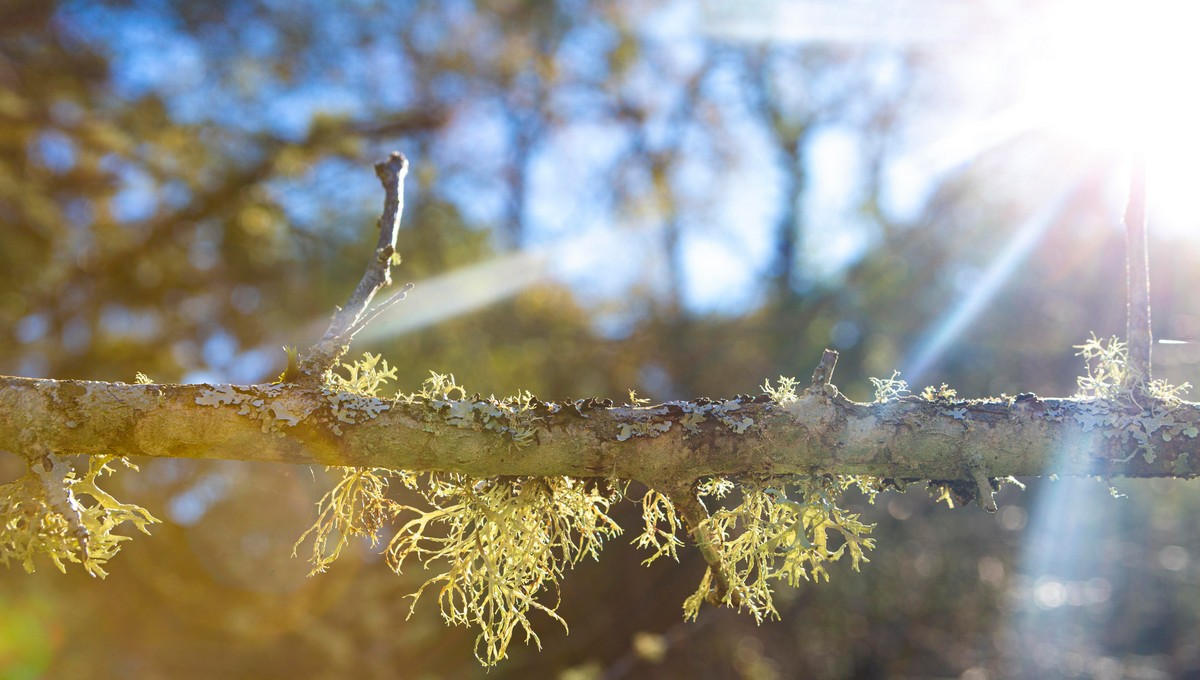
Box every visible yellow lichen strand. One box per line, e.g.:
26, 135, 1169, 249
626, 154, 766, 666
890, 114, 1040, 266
386, 475, 622, 666
293, 466, 416, 575
681, 476, 877, 623
0, 456, 159, 578
633, 488, 686, 565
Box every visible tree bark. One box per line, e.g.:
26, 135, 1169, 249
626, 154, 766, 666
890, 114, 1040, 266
2, 375, 1195, 484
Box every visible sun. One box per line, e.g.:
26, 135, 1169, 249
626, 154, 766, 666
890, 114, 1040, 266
1018, 2, 1200, 169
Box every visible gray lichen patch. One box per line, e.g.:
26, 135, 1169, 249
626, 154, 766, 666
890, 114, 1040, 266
608, 397, 766, 443
423, 392, 551, 447
666, 399, 758, 437
616, 420, 672, 441
196, 384, 320, 434
1070, 396, 1199, 464
325, 389, 391, 435
710, 400, 756, 434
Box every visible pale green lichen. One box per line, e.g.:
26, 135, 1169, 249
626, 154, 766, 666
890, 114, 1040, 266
680, 409, 707, 435
399, 372, 547, 447
326, 352, 398, 396
761, 376, 800, 404
657, 476, 877, 623
869, 371, 909, 403
387, 475, 622, 665
672, 399, 756, 435
920, 383, 958, 401
324, 391, 391, 434
293, 466, 416, 574
0, 455, 159, 578
712, 400, 755, 434
633, 488, 685, 565
297, 470, 624, 666
1073, 334, 1193, 464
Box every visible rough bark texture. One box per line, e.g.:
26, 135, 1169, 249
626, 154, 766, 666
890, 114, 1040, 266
3, 376, 1197, 484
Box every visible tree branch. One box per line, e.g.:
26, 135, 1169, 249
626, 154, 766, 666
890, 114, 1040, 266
2, 376, 1195, 481
298, 152, 410, 381
1125, 153, 1152, 383
666, 484, 741, 608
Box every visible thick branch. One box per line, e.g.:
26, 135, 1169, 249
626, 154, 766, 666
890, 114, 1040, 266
3, 376, 1197, 482
299, 152, 410, 380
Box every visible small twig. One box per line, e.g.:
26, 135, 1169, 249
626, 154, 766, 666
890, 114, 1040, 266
1125, 154, 1152, 384
667, 484, 741, 608
809, 349, 839, 387
966, 457, 997, 513
347, 282, 415, 339
298, 152, 410, 381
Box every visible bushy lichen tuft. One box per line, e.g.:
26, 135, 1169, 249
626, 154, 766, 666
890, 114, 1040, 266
633, 488, 686, 565
0, 455, 159, 578
386, 475, 622, 665
1073, 334, 1193, 464
869, 371, 910, 403
632, 476, 878, 623
293, 466, 415, 574
326, 352, 399, 396
761, 376, 799, 404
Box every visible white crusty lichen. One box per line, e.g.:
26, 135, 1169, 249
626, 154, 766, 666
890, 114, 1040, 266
195, 383, 314, 434
710, 399, 755, 434
613, 397, 760, 443
402, 372, 548, 447
324, 390, 391, 435
616, 420, 673, 441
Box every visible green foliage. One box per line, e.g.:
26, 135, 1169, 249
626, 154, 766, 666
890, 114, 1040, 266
0, 456, 159, 578
674, 476, 877, 623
